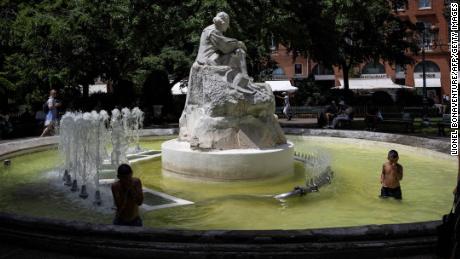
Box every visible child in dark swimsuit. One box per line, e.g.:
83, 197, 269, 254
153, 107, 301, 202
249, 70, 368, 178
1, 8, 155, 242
380, 150, 403, 199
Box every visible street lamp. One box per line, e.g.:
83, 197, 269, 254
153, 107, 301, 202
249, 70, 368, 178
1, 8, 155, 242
415, 21, 429, 122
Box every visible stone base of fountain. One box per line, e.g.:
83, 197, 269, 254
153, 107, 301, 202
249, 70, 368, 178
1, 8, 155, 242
162, 139, 294, 180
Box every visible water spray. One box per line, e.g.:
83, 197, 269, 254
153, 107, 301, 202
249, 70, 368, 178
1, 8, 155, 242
58, 108, 144, 204
274, 151, 334, 199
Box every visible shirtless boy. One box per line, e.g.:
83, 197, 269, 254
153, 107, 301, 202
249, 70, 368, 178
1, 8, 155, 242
380, 150, 403, 200
111, 164, 144, 226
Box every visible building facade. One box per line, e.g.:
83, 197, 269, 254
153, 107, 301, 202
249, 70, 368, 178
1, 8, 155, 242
271, 0, 451, 101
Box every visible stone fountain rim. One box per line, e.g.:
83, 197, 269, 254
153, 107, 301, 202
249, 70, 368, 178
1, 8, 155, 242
0, 128, 448, 257
0, 211, 440, 257
0, 128, 451, 158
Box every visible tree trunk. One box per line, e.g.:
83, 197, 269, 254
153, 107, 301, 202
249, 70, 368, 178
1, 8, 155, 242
342, 65, 350, 91
82, 84, 89, 99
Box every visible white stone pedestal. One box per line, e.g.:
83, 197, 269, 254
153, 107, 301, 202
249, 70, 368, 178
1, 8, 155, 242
161, 139, 294, 180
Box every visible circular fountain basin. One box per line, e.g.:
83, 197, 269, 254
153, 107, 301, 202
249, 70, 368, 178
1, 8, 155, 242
0, 132, 456, 257
0, 134, 456, 230
161, 139, 294, 180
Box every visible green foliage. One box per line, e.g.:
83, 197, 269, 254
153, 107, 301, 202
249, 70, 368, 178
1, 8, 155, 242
0, 0, 416, 114
274, 0, 417, 90
1, 0, 277, 112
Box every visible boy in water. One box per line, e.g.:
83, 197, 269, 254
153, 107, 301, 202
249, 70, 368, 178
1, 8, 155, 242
380, 150, 403, 199
111, 164, 144, 226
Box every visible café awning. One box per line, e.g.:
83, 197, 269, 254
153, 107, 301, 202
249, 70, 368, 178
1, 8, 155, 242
337, 78, 411, 90
265, 80, 298, 92
171, 82, 188, 95
414, 78, 441, 88
88, 83, 107, 95
172, 80, 299, 95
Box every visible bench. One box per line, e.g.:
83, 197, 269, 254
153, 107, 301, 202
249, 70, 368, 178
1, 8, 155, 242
437, 114, 451, 136
403, 106, 439, 117
380, 113, 414, 132
334, 116, 353, 129
317, 107, 354, 129
276, 106, 324, 119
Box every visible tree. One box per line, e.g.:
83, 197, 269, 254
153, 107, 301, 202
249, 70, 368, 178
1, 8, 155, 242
0, 0, 41, 111
3, 0, 279, 112
274, 0, 417, 91
4, 1, 385, 115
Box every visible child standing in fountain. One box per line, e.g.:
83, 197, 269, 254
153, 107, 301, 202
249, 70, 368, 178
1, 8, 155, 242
380, 150, 403, 200
112, 164, 144, 226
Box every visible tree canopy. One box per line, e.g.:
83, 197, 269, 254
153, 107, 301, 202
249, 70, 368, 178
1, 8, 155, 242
273, 0, 417, 90
0, 0, 416, 113
1, 0, 281, 112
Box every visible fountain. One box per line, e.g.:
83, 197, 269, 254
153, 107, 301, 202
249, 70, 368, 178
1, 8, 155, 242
0, 134, 456, 228
59, 111, 109, 200
0, 118, 457, 257
110, 108, 128, 167
6, 13, 454, 231
57, 107, 150, 205
0, 11, 457, 258
129, 107, 144, 153
275, 151, 333, 199
162, 12, 293, 180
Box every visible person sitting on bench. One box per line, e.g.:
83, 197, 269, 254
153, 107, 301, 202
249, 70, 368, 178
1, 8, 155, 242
330, 101, 352, 129
324, 101, 338, 128
365, 107, 383, 131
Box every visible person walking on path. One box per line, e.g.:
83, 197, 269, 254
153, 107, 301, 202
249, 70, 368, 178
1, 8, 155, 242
40, 89, 61, 137
276, 92, 292, 120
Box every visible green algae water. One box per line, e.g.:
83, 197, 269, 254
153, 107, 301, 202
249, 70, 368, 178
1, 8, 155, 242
0, 136, 457, 230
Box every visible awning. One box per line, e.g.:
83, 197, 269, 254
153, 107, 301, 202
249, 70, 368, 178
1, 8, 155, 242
414, 78, 441, 88
337, 79, 411, 90
314, 75, 335, 81
171, 82, 188, 95
172, 80, 298, 94
265, 80, 298, 92
88, 83, 107, 94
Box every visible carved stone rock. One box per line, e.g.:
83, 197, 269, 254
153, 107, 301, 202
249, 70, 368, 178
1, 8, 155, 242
179, 63, 286, 150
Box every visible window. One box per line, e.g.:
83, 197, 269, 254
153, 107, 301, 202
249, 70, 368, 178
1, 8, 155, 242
312, 64, 334, 75
272, 67, 287, 80
395, 64, 405, 80
294, 64, 302, 75
414, 61, 440, 73
417, 21, 438, 51
272, 67, 285, 75
395, 1, 406, 11
418, 0, 431, 9
396, 64, 405, 73
362, 62, 385, 74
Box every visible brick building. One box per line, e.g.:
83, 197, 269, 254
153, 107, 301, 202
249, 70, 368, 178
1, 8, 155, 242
271, 0, 451, 102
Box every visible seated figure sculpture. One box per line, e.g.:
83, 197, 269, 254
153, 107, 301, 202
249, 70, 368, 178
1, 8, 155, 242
195, 12, 252, 92
179, 12, 286, 150
196, 12, 247, 70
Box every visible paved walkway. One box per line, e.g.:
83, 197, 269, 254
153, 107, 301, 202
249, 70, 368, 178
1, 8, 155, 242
277, 117, 450, 141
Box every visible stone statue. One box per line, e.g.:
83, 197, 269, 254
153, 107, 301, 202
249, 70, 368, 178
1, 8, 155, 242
178, 12, 286, 150
196, 12, 248, 75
